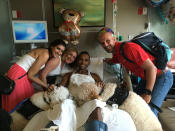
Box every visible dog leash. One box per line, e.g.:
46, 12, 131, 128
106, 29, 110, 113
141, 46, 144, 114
149, 102, 162, 113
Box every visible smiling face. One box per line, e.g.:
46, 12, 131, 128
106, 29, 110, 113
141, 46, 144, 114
77, 53, 90, 70
51, 44, 66, 58
98, 32, 116, 53
63, 51, 77, 64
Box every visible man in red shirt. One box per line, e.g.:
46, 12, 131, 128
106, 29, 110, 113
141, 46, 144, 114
98, 27, 173, 116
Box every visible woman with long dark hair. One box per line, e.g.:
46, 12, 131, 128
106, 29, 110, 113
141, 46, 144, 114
1, 39, 66, 112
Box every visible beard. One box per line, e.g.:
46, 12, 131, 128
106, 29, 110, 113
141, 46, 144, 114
104, 46, 113, 53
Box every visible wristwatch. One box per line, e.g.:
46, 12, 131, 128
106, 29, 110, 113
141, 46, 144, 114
143, 88, 152, 95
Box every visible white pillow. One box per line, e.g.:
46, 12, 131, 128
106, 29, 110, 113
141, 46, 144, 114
88, 57, 104, 80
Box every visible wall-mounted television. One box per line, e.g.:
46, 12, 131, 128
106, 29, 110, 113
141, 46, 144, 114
12, 20, 48, 44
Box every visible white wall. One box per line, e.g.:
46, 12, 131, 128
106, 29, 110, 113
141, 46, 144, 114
12, 0, 168, 58
116, 0, 148, 41
149, 8, 175, 47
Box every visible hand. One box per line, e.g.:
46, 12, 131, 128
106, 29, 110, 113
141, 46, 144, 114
119, 82, 127, 88
140, 94, 151, 103
47, 84, 55, 92
96, 82, 104, 88
103, 58, 114, 64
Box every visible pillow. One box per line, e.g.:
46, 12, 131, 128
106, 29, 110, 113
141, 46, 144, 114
104, 62, 121, 75
103, 62, 122, 83
119, 91, 163, 131
88, 57, 104, 80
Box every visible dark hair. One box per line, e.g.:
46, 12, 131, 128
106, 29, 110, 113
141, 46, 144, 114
48, 39, 66, 56
75, 51, 90, 64
78, 51, 90, 59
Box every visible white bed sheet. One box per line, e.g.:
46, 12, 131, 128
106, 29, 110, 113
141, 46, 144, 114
23, 100, 136, 131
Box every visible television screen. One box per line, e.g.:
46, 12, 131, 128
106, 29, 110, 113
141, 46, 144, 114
12, 20, 48, 43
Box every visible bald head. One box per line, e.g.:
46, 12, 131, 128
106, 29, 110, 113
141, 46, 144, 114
98, 28, 116, 53
98, 27, 114, 39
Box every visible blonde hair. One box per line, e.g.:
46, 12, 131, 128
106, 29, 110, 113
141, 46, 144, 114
62, 47, 78, 67
64, 48, 78, 55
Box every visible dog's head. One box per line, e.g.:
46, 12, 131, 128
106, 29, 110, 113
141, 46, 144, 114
47, 86, 70, 106
30, 86, 69, 110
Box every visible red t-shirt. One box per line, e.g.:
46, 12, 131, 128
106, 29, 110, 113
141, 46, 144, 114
112, 42, 161, 79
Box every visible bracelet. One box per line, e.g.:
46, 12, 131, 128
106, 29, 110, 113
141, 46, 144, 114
143, 88, 152, 95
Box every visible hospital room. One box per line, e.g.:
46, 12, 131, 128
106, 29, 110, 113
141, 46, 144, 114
1, 0, 175, 131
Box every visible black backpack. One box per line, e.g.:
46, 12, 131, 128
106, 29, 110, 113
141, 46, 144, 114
120, 32, 171, 70
146, 0, 169, 7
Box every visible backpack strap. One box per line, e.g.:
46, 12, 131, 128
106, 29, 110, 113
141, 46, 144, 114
120, 42, 135, 63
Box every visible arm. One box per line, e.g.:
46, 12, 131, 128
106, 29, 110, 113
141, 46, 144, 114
91, 73, 104, 88
39, 57, 61, 85
59, 72, 72, 87
103, 58, 114, 65
27, 52, 49, 89
47, 72, 72, 92
141, 59, 157, 103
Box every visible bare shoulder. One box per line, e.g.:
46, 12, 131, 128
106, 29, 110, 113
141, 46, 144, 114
29, 48, 49, 59
39, 48, 49, 57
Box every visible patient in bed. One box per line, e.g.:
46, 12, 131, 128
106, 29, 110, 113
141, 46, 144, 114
23, 51, 136, 131
54, 51, 104, 105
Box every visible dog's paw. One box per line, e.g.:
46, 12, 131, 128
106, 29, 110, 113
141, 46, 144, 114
100, 83, 117, 102
98, 96, 103, 101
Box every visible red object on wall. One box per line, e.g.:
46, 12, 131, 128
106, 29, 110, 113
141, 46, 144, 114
167, 48, 175, 69
17, 10, 22, 18
138, 7, 143, 15
112, 0, 116, 3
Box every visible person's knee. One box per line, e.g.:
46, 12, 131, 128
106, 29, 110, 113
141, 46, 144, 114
85, 120, 108, 131
86, 107, 108, 131
87, 107, 103, 122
